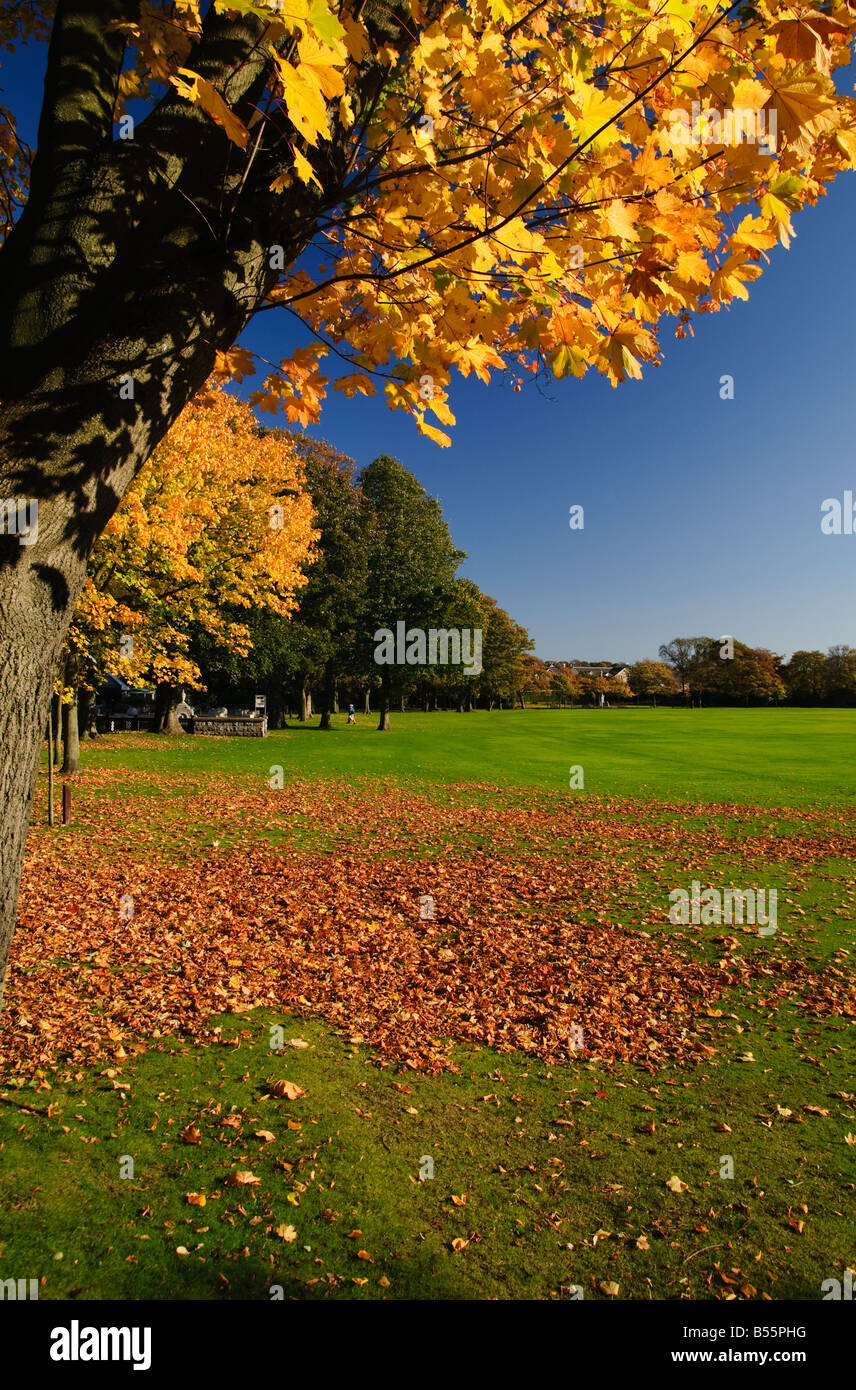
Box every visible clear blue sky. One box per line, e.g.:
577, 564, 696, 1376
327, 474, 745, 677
243, 170, 856, 664
4, 32, 855, 663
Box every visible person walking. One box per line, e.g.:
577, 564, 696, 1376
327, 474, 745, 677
347, 703, 356, 725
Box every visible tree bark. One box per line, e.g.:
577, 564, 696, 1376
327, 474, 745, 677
377, 673, 391, 730
299, 675, 313, 722
46, 710, 54, 830
52, 692, 63, 765
363, 688, 371, 716
154, 682, 184, 735
319, 671, 336, 729
61, 692, 80, 773
78, 686, 96, 738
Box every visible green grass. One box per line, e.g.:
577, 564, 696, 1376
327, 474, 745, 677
2, 710, 854, 1301
79, 708, 856, 807
2, 1006, 853, 1301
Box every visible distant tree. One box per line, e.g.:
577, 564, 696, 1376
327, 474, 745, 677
781, 650, 829, 705
516, 654, 551, 709
659, 637, 724, 705
550, 668, 579, 707
715, 644, 784, 704
477, 596, 533, 710
628, 661, 680, 707
825, 645, 856, 704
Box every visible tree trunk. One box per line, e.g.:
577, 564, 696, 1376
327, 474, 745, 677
363, 688, 371, 716
78, 686, 96, 738
155, 682, 184, 735
46, 711, 54, 830
377, 673, 391, 730
52, 692, 63, 765
61, 692, 80, 774
319, 671, 336, 730
299, 675, 312, 722
0, 563, 80, 1008
269, 691, 287, 728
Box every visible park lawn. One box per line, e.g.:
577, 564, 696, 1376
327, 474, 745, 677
0, 711, 854, 1301
74, 707, 856, 808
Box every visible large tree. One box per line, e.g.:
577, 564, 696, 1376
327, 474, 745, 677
360, 453, 463, 728
2, 0, 856, 1000
68, 386, 317, 733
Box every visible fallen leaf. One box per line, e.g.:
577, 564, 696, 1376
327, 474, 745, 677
228, 1170, 261, 1187
271, 1080, 306, 1100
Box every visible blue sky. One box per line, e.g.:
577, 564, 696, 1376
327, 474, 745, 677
4, 33, 855, 663
235, 166, 856, 665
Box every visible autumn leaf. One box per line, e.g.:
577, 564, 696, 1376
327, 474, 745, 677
179, 1123, 202, 1145
170, 69, 250, 149
228, 1170, 262, 1186
293, 149, 322, 191
186, 1193, 206, 1207
270, 1079, 306, 1100
666, 1175, 689, 1193
276, 1223, 298, 1242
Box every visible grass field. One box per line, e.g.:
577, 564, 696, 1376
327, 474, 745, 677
72, 707, 856, 806
1, 710, 854, 1301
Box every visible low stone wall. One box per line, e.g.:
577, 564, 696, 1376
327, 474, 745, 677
191, 716, 267, 738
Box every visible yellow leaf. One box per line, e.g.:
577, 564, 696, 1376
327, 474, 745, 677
170, 69, 250, 150
605, 199, 637, 243
270, 51, 331, 146
293, 148, 322, 190
416, 419, 452, 447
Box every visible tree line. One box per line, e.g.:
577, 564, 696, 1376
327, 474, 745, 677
517, 640, 856, 708
51, 386, 535, 769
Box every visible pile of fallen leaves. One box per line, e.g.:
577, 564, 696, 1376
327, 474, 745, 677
2, 841, 723, 1077
2, 774, 853, 1080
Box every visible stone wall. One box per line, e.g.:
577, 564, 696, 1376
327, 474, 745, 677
191, 716, 268, 738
